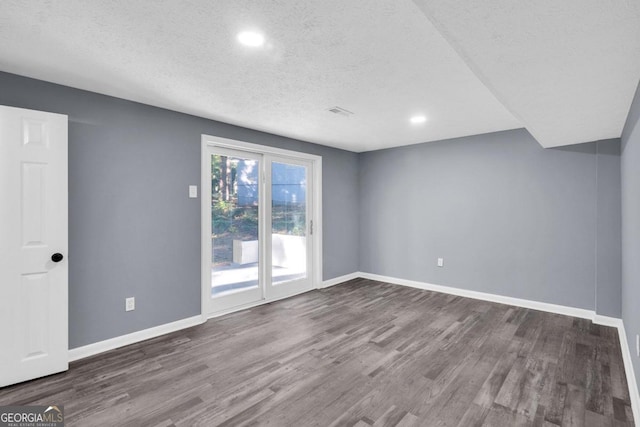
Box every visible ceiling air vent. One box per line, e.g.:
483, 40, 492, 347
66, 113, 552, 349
327, 106, 354, 117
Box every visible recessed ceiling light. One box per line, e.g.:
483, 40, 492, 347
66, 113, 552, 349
237, 31, 265, 47
410, 115, 427, 124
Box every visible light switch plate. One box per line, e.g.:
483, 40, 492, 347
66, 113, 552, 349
189, 185, 198, 198
437, 258, 444, 267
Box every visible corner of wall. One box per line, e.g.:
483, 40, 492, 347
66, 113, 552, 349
594, 138, 623, 319
356, 150, 364, 274
621, 77, 640, 413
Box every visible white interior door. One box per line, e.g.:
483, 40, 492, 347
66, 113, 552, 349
0, 105, 68, 387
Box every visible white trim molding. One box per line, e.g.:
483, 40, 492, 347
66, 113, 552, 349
353, 271, 639, 421
68, 315, 204, 362
359, 272, 596, 320
321, 272, 361, 289
618, 321, 640, 423
593, 314, 625, 328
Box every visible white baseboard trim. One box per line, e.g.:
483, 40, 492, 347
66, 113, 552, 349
618, 322, 640, 423
593, 314, 624, 328
353, 271, 639, 421
68, 315, 205, 362
321, 272, 362, 289
359, 272, 597, 320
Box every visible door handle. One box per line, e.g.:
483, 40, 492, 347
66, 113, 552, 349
51, 253, 64, 263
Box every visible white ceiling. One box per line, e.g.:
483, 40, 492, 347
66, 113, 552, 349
412, 0, 640, 148
0, 1, 638, 151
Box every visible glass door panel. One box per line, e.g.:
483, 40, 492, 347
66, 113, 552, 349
210, 151, 263, 311
271, 161, 307, 285
266, 157, 313, 300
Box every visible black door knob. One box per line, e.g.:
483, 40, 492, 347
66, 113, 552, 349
51, 253, 64, 263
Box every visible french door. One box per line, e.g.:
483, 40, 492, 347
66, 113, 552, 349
202, 138, 318, 316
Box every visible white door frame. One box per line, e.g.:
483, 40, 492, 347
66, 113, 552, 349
200, 135, 323, 319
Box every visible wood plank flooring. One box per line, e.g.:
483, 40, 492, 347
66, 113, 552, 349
0, 279, 635, 426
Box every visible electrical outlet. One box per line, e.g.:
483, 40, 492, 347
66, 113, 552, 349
125, 297, 135, 312
437, 257, 444, 267
636, 335, 639, 357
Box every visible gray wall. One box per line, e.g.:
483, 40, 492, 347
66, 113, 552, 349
359, 129, 621, 313
596, 141, 622, 317
621, 80, 640, 393
0, 69, 626, 353
0, 71, 359, 348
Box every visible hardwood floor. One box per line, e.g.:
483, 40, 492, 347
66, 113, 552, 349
0, 279, 635, 426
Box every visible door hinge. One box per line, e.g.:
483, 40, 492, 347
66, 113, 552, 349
310, 220, 313, 236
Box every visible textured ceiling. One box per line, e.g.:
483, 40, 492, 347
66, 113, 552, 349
0, 1, 638, 151
412, 0, 640, 148
0, 0, 520, 152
